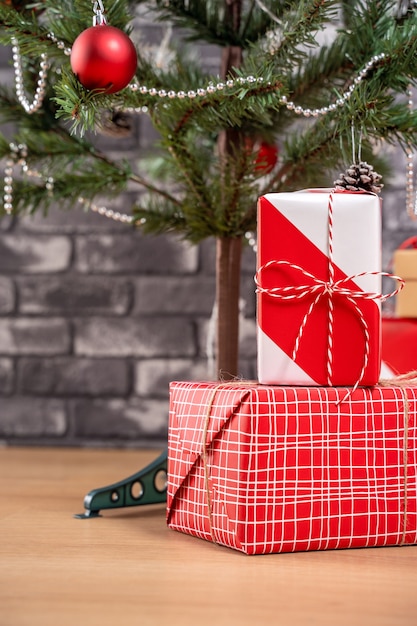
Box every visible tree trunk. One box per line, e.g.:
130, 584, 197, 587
215, 235, 242, 379
215, 0, 243, 380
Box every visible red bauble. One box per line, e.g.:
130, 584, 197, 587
70, 25, 137, 94
254, 142, 279, 173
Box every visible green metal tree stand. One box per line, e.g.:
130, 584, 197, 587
75, 450, 168, 519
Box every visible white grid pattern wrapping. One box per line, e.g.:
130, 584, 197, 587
167, 381, 417, 555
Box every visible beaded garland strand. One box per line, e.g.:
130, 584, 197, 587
406, 87, 417, 219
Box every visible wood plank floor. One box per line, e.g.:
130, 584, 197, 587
1, 446, 417, 626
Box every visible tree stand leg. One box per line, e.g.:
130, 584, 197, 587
74, 450, 168, 519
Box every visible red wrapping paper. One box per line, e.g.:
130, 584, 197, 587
256, 190, 382, 386
167, 381, 417, 555
382, 317, 417, 376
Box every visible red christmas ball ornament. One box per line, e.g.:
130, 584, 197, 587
254, 142, 279, 173
70, 24, 137, 94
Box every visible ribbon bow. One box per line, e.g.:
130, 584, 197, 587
255, 258, 404, 395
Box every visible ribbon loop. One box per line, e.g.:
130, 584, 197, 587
255, 259, 404, 391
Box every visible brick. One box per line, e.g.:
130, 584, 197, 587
70, 397, 168, 441
75, 232, 198, 274
18, 276, 132, 316
238, 358, 257, 380
134, 276, 215, 315
200, 238, 257, 275
0, 70, 12, 88
0, 46, 12, 64
197, 242, 257, 319
0, 319, 71, 355
135, 355, 256, 397
0, 358, 14, 394
382, 188, 408, 232
0, 213, 13, 232
74, 317, 196, 357
199, 239, 216, 276
135, 358, 213, 397
238, 317, 257, 359
196, 316, 257, 373
241, 275, 257, 318
0, 398, 67, 437
0, 277, 15, 313
133, 11, 164, 34
17, 357, 131, 396
242, 243, 257, 274
0, 234, 72, 273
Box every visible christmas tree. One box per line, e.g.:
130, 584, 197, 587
1, 0, 417, 380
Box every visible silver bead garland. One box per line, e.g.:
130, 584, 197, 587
12, 38, 50, 114
406, 87, 417, 219
125, 53, 387, 117
46, 32, 72, 56
3, 143, 54, 215
78, 196, 134, 224
3, 158, 14, 214
3, 143, 26, 215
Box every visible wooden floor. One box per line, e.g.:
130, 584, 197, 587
1, 447, 417, 626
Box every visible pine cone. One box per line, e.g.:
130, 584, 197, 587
334, 162, 383, 194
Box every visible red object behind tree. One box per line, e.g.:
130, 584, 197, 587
382, 317, 417, 375
254, 141, 279, 173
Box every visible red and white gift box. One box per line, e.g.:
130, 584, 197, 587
167, 380, 417, 555
256, 190, 382, 387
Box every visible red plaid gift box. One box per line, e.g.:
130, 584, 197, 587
167, 381, 417, 555
256, 190, 384, 387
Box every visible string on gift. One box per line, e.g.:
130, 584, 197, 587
400, 385, 410, 545
201, 383, 218, 544
327, 192, 335, 385
201, 380, 257, 545
255, 192, 405, 401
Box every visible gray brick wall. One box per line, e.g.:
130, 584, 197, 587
0, 15, 416, 447
0, 202, 257, 445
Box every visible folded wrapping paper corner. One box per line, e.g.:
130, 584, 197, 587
256, 189, 383, 387
167, 380, 417, 555
167, 381, 255, 548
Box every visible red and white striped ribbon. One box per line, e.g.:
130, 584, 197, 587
255, 192, 405, 393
